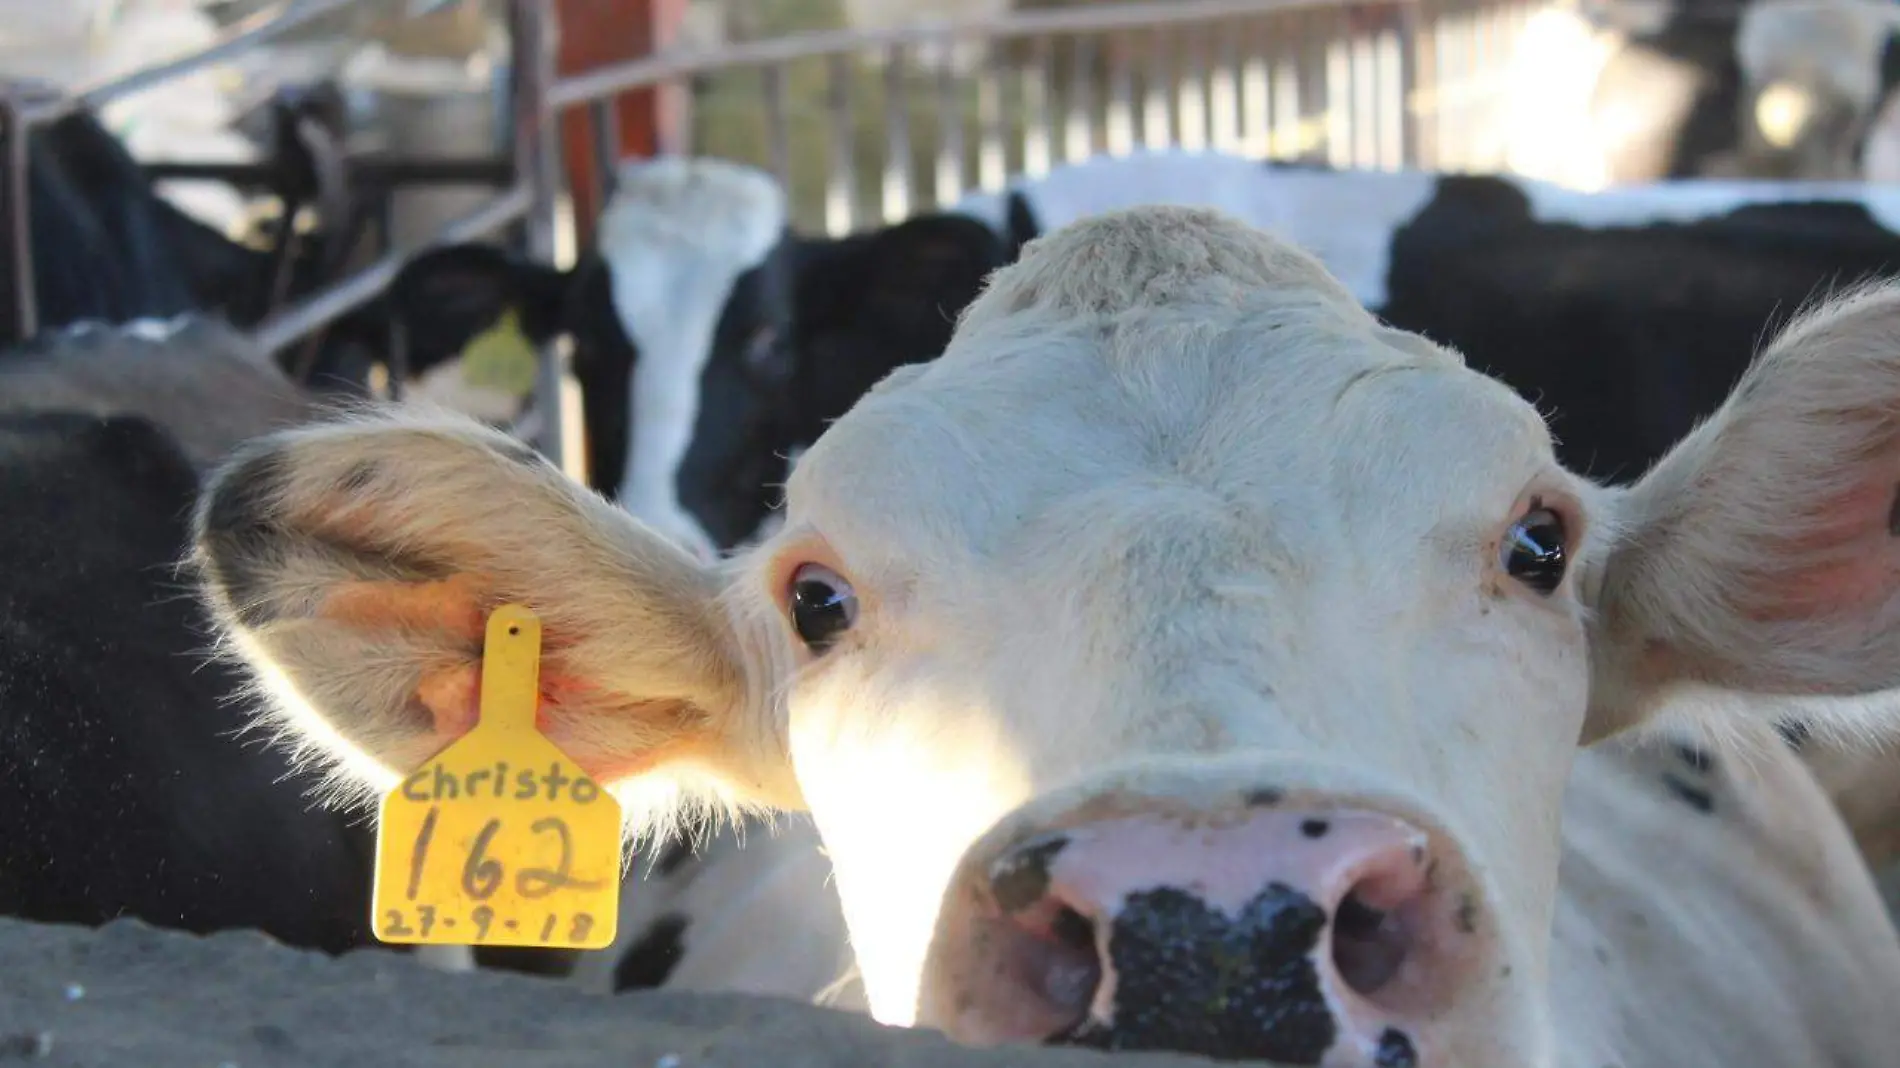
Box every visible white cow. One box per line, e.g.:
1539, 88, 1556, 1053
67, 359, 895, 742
190, 207, 1900, 1067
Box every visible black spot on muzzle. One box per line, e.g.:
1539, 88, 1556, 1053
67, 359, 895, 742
1054, 883, 1336, 1064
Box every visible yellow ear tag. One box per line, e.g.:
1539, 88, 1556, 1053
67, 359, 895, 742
371, 604, 621, 950
459, 308, 540, 399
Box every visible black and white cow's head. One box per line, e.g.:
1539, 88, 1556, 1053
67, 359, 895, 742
385, 157, 798, 557
388, 162, 1015, 555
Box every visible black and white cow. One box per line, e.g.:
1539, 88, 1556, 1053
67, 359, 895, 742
0, 320, 376, 955
383, 150, 1900, 561
1558, 0, 1900, 183
377, 155, 1009, 556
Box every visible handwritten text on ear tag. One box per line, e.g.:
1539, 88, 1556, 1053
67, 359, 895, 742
371, 604, 621, 950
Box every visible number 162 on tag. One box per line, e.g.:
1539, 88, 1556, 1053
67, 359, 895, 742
371, 605, 622, 950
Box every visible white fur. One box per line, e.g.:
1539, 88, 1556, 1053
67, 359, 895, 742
196, 209, 1900, 1067
596, 156, 787, 560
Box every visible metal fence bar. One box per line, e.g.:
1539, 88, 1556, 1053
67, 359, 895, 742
762, 64, 792, 187
1022, 37, 1053, 177
825, 53, 856, 236
977, 63, 1005, 190
1106, 33, 1136, 156
1066, 34, 1096, 162
589, 97, 621, 210
933, 38, 965, 204
882, 43, 912, 221
22, 0, 367, 126
1243, 19, 1270, 156
1178, 26, 1208, 152
1398, 2, 1424, 167
1143, 29, 1173, 149
141, 157, 515, 188
1209, 21, 1240, 154
506, 0, 570, 475
3, 92, 38, 343
553, 0, 1421, 107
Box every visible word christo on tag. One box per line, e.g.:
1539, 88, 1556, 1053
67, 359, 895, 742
371, 604, 622, 950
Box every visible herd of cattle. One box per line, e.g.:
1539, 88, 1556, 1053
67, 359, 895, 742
12, 13, 1900, 1064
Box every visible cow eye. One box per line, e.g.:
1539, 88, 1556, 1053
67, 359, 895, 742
1502, 507, 1567, 595
789, 562, 857, 651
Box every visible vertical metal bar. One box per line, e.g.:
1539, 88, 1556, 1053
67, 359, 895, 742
1209, 20, 1240, 154
1065, 33, 1095, 162
1328, 13, 1353, 168
379, 193, 406, 401
588, 97, 621, 211
825, 52, 856, 237
2, 97, 35, 343
1178, 24, 1208, 152
1292, 13, 1322, 162
1242, 18, 1270, 157
1106, 32, 1136, 156
1023, 36, 1053, 177
1143, 27, 1173, 149
1398, 1, 1424, 169
882, 43, 912, 223
1275, 19, 1303, 159
508, 0, 571, 477
933, 34, 965, 206
762, 64, 792, 188
977, 58, 1005, 190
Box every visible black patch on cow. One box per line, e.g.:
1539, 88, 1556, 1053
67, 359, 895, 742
1776, 719, 1813, 751
1672, 742, 1714, 774
1888, 483, 1900, 537
1660, 773, 1714, 814
1244, 787, 1285, 807
1055, 884, 1335, 1063
612, 913, 690, 991
0, 411, 377, 954
990, 833, 1070, 913
1299, 819, 1329, 840
1001, 190, 1042, 263
1375, 1028, 1419, 1068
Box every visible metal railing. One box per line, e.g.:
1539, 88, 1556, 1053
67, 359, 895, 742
0, 0, 1547, 481
0, 0, 572, 470
557, 0, 1542, 236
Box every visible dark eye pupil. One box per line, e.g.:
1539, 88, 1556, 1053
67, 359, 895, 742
1505, 509, 1567, 594
792, 579, 852, 649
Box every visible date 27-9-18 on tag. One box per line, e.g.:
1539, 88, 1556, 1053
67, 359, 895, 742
370, 604, 622, 950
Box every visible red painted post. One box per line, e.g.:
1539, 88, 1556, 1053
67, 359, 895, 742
555, 0, 690, 248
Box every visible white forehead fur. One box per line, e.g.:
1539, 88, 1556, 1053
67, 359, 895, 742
595, 156, 788, 556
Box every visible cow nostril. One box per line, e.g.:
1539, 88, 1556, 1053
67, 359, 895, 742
1041, 906, 1101, 1018
1333, 890, 1409, 996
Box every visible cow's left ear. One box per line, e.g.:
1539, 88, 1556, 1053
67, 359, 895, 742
1587, 282, 1900, 740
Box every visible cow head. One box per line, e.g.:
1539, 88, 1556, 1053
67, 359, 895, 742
382, 157, 797, 559
191, 208, 1900, 1067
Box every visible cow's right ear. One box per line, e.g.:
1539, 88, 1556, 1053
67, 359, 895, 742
190, 411, 786, 821
385, 243, 573, 374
